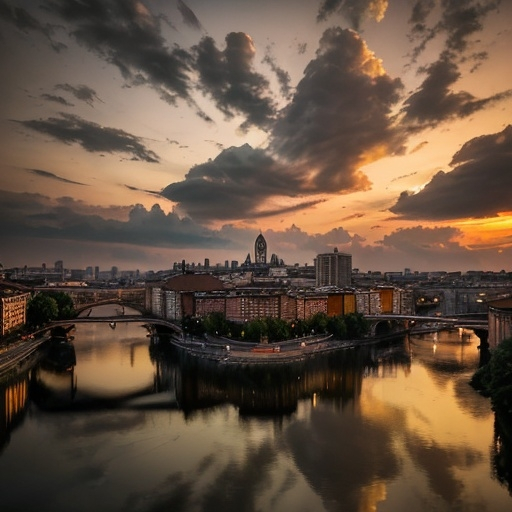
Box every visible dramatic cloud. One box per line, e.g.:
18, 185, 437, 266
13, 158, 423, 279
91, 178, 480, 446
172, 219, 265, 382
44, 0, 195, 107
0, 190, 230, 249
15, 113, 159, 162
263, 224, 354, 257
26, 168, 87, 185
55, 83, 100, 106
177, 0, 203, 31
40, 94, 74, 107
193, 32, 277, 131
263, 46, 292, 99
271, 27, 404, 193
402, 54, 511, 128
125, 184, 162, 197
376, 226, 486, 271
407, 0, 501, 61
161, 144, 305, 221
164, 28, 407, 222
0, 0, 65, 51
401, 1, 510, 128
390, 125, 512, 220
317, 0, 389, 29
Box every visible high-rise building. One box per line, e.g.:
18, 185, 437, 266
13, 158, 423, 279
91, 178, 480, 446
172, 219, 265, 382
254, 234, 267, 264
315, 248, 352, 287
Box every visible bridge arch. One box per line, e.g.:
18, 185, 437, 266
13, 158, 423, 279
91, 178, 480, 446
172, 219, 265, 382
74, 299, 146, 316
369, 318, 409, 337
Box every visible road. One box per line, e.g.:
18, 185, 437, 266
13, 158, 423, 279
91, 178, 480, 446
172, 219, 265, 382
0, 335, 49, 377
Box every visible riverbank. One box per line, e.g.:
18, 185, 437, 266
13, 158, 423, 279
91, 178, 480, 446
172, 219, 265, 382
0, 333, 50, 380
168, 331, 407, 365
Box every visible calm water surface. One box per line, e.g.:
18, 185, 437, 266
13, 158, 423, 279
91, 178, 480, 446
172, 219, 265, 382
1, 305, 511, 512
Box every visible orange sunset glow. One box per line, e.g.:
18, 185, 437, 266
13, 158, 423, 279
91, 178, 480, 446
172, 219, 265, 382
0, 0, 511, 271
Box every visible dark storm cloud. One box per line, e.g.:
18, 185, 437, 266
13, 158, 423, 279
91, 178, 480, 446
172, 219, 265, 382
375, 226, 484, 270
193, 33, 277, 131
263, 47, 292, 99
0, 0, 65, 51
43, 0, 195, 108
390, 125, 512, 220
402, 1, 509, 128
317, 0, 389, 28
271, 27, 405, 194
15, 112, 159, 162
382, 226, 463, 251
408, 0, 501, 61
125, 184, 161, 197
27, 168, 87, 185
55, 83, 100, 106
177, 0, 203, 31
164, 28, 406, 222
40, 93, 74, 107
161, 144, 304, 221
0, 190, 231, 249
402, 53, 511, 128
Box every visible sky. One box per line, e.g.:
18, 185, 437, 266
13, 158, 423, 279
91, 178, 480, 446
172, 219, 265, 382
1, 0, 511, 273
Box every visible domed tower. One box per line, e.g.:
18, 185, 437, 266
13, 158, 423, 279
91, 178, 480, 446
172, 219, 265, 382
254, 233, 267, 264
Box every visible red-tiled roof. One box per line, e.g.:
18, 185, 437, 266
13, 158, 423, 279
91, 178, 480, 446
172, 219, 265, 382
164, 273, 224, 292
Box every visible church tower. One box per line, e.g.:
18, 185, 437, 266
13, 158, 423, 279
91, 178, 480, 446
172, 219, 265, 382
254, 234, 267, 264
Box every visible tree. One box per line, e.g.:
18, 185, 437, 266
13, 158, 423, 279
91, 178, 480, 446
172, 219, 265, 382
27, 293, 59, 328
246, 319, 268, 342
202, 312, 230, 337
472, 337, 512, 417
344, 313, 370, 339
47, 291, 75, 319
266, 317, 290, 342
327, 315, 347, 339
306, 312, 329, 335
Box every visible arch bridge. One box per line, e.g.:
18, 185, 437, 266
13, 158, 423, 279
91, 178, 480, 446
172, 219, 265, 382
365, 314, 488, 337
74, 299, 146, 316
49, 315, 183, 336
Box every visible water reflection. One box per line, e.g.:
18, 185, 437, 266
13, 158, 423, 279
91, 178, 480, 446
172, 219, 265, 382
150, 336, 411, 417
1, 316, 512, 512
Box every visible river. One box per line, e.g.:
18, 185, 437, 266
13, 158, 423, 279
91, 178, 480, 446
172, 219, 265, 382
0, 305, 511, 512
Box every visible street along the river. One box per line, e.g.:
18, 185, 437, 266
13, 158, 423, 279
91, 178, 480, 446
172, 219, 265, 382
0, 304, 511, 512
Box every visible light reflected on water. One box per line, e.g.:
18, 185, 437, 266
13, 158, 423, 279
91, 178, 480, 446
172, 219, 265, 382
0, 308, 511, 512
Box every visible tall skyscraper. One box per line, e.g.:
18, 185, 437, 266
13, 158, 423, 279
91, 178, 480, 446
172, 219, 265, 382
315, 248, 352, 287
254, 234, 267, 264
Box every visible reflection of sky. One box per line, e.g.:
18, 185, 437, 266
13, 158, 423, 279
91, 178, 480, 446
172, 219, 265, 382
70, 305, 154, 398
2, 329, 512, 511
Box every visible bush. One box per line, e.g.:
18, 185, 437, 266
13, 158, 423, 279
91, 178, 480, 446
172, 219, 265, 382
471, 337, 512, 416
27, 293, 59, 328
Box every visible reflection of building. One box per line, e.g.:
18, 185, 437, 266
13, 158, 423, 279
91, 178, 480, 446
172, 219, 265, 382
0, 290, 30, 336
255, 234, 267, 264
0, 377, 29, 450
315, 248, 352, 288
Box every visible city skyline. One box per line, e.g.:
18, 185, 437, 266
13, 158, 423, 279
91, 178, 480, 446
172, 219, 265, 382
1, 1, 512, 272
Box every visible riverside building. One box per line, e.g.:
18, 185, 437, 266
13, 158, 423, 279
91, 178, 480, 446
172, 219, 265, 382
315, 248, 352, 288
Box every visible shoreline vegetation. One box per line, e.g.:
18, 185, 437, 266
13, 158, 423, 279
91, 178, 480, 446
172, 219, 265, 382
470, 337, 512, 492
470, 337, 512, 418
